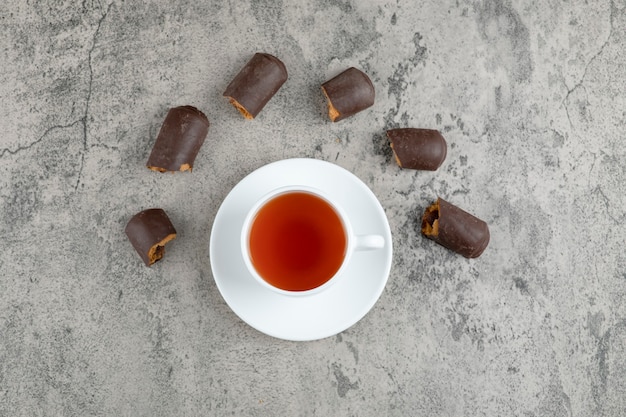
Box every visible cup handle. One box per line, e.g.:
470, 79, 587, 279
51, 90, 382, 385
354, 234, 385, 251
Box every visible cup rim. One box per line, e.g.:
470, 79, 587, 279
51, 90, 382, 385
240, 185, 354, 297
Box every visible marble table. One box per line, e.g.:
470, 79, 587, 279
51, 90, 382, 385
1, 1, 625, 415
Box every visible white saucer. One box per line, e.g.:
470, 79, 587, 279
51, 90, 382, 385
209, 158, 393, 341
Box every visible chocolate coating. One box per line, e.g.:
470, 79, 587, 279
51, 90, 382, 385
421, 198, 489, 258
147, 106, 209, 172
223, 53, 288, 119
321, 67, 375, 122
387, 128, 447, 170
125, 208, 177, 266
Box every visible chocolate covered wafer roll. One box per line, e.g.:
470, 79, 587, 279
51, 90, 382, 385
421, 198, 489, 258
223, 53, 288, 119
147, 106, 209, 173
321, 67, 375, 122
387, 128, 447, 170
125, 208, 177, 266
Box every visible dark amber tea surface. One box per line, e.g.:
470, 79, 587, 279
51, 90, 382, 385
249, 191, 347, 291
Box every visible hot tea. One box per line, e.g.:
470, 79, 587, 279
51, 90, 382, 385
248, 191, 347, 291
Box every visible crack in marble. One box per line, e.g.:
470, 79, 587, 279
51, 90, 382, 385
561, 1, 615, 129
90, 142, 119, 151
75, 2, 113, 192
0, 120, 82, 158
587, 151, 599, 186
591, 185, 619, 225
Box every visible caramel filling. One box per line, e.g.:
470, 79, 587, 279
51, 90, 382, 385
421, 201, 440, 237
228, 97, 254, 120
147, 233, 177, 265
147, 164, 192, 172
389, 142, 402, 167
321, 87, 340, 122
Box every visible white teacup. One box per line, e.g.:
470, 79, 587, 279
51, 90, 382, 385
241, 185, 385, 296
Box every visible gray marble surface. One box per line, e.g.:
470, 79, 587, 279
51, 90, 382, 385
1, 0, 625, 416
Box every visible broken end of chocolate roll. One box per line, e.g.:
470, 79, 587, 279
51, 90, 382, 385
321, 67, 375, 122
146, 232, 177, 265
421, 201, 440, 237
146, 105, 210, 173
125, 208, 177, 266
226, 97, 255, 120
147, 163, 193, 173
421, 198, 489, 258
321, 86, 341, 122
147, 165, 168, 173
387, 128, 447, 171
389, 141, 402, 166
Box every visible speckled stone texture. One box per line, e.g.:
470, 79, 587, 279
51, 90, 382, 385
1, 1, 625, 416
